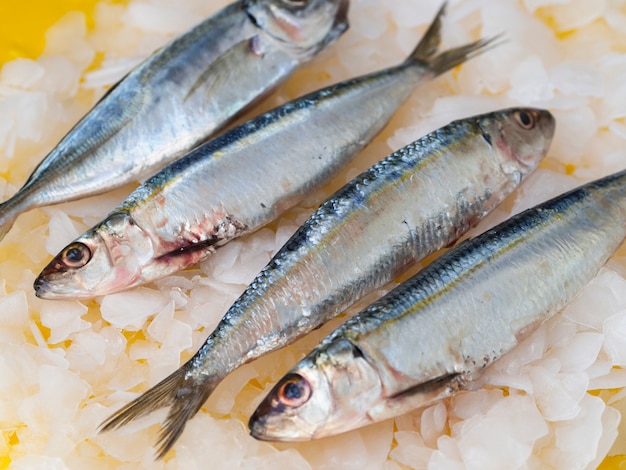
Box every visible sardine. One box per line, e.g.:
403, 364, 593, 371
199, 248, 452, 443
35, 3, 497, 299
99, 107, 554, 457
0, 0, 349, 240
249, 168, 626, 441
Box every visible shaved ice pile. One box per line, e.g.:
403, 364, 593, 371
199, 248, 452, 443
1, 0, 626, 468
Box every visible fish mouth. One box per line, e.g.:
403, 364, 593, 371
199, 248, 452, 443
248, 419, 313, 442
248, 420, 272, 441
248, 398, 276, 441
33, 276, 54, 299
33, 275, 92, 300
248, 401, 314, 442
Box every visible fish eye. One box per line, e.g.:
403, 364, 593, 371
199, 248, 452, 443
277, 373, 311, 408
61, 242, 92, 269
514, 110, 536, 130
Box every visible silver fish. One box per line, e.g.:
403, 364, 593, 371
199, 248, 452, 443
34, 3, 497, 299
98, 107, 553, 457
0, 0, 349, 240
249, 168, 626, 442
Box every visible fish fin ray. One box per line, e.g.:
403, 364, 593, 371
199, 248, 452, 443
428, 35, 505, 77
388, 372, 464, 400
407, 2, 447, 62
155, 240, 219, 269
184, 38, 255, 103
405, 1, 504, 75
154, 385, 212, 459
369, 373, 466, 424
99, 367, 188, 432
99, 365, 214, 459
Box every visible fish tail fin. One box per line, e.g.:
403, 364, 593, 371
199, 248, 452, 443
405, 2, 504, 75
99, 365, 216, 459
427, 35, 504, 77
406, 2, 447, 63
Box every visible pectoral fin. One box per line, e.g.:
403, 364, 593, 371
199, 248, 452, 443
184, 37, 263, 103
388, 372, 464, 400
368, 372, 467, 423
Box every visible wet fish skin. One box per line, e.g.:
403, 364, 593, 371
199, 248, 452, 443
35, 3, 498, 300
98, 105, 553, 457
249, 168, 626, 442
0, 0, 349, 240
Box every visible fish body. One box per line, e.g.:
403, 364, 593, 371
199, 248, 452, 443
99, 107, 554, 457
35, 3, 497, 299
249, 168, 626, 441
0, 0, 350, 240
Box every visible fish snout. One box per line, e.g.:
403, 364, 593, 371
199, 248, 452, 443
33, 273, 68, 300
34, 252, 71, 296
33, 257, 69, 299
33, 275, 49, 298
33, 264, 91, 300
248, 407, 271, 441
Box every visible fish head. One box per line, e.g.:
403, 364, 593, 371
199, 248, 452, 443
249, 338, 382, 441
34, 212, 155, 299
246, 0, 349, 58
479, 107, 555, 178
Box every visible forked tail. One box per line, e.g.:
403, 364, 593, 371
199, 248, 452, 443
428, 35, 503, 77
406, 1, 503, 77
99, 365, 217, 459
408, 2, 447, 62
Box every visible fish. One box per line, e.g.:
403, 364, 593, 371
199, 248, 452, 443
34, 2, 499, 300
248, 168, 626, 442
0, 0, 350, 241
98, 107, 554, 457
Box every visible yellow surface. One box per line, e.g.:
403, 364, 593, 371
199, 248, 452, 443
599, 455, 626, 470
0, 0, 124, 65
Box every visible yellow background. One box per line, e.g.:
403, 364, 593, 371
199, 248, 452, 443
0, 0, 125, 64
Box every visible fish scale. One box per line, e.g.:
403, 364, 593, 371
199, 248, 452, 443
249, 168, 626, 442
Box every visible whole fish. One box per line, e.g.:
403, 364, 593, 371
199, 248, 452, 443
248, 168, 626, 441
99, 107, 554, 457
0, 0, 349, 240
35, 3, 497, 299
